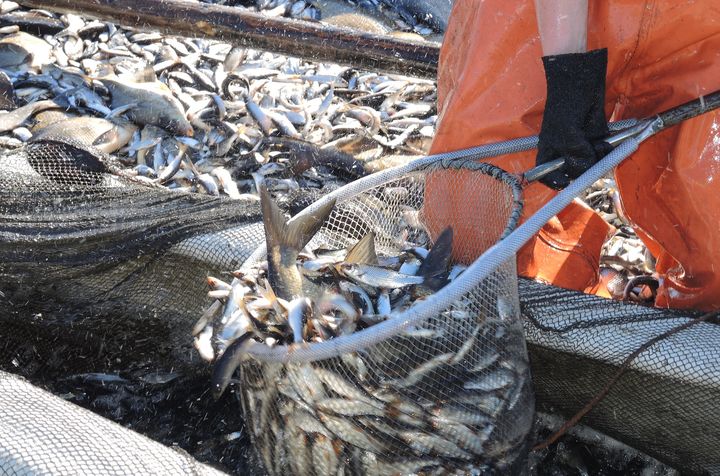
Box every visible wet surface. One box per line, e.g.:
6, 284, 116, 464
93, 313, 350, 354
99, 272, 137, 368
0, 295, 677, 475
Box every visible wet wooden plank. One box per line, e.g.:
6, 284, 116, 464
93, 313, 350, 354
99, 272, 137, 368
18, 0, 440, 78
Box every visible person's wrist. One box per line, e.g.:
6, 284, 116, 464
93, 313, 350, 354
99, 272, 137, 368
542, 48, 607, 71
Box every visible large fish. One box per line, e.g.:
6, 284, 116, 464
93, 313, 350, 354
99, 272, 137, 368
0, 98, 66, 133
0, 31, 53, 72
380, 0, 454, 33
96, 67, 194, 137
31, 116, 137, 154
316, 0, 396, 35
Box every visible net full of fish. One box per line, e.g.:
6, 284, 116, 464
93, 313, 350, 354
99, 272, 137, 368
195, 159, 535, 475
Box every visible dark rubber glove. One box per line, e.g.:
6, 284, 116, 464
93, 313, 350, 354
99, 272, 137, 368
536, 48, 611, 190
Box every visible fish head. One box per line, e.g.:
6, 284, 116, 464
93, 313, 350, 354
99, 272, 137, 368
94, 118, 138, 153
165, 117, 194, 137
336, 262, 357, 277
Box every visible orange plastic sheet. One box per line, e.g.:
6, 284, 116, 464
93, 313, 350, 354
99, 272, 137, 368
425, 0, 720, 310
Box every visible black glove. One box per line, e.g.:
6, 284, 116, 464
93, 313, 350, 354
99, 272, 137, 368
536, 48, 611, 190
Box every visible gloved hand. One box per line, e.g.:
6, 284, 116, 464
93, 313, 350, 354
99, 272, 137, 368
536, 48, 611, 190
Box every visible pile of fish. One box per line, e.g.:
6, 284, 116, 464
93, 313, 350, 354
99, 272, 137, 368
0, 0, 649, 292
582, 177, 657, 303
240, 349, 530, 476
191, 182, 532, 474
0, 3, 535, 473
0, 0, 438, 200
207, 0, 450, 37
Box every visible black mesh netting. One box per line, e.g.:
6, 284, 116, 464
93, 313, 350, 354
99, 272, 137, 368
0, 135, 268, 474
1, 136, 718, 475
520, 279, 720, 475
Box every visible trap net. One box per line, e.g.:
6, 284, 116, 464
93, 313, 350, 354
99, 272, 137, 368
229, 157, 534, 475
1, 131, 266, 365
0, 132, 268, 473
520, 279, 720, 475
0, 132, 719, 475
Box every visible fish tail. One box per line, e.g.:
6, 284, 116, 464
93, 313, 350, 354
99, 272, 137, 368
211, 332, 253, 399
260, 183, 336, 259
418, 226, 453, 291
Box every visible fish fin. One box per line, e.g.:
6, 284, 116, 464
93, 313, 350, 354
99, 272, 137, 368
211, 333, 253, 399
345, 232, 378, 265
260, 183, 291, 251
259, 278, 290, 315
92, 128, 119, 148
288, 197, 336, 250
418, 226, 453, 291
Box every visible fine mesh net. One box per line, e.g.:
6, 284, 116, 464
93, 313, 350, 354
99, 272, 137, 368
1, 132, 266, 364
519, 279, 720, 475
0, 370, 225, 476
0, 133, 268, 472
223, 159, 534, 474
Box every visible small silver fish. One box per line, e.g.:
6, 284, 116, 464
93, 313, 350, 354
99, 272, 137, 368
289, 410, 332, 437
399, 430, 473, 459
210, 332, 254, 398
376, 290, 391, 315
287, 297, 312, 343
339, 281, 374, 316
286, 364, 327, 403
431, 421, 488, 455
195, 173, 219, 196
244, 93, 273, 135
155, 145, 185, 184
313, 367, 375, 404
311, 434, 340, 476
286, 423, 312, 476
192, 299, 223, 337
318, 413, 384, 453
463, 368, 515, 392
316, 398, 384, 417
211, 167, 242, 199
385, 352, 454, 389
431, 405, 493, 427
340, 226, 452, 290
340, 263, 424, 288
223, 46, 245, 72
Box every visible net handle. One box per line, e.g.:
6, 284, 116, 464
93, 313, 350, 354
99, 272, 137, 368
243, 125, 642, 364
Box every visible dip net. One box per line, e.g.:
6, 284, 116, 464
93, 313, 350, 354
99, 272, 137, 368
230, 157, 533, 474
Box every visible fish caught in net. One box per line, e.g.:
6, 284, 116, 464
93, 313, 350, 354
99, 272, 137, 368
198, 158, 535, 474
